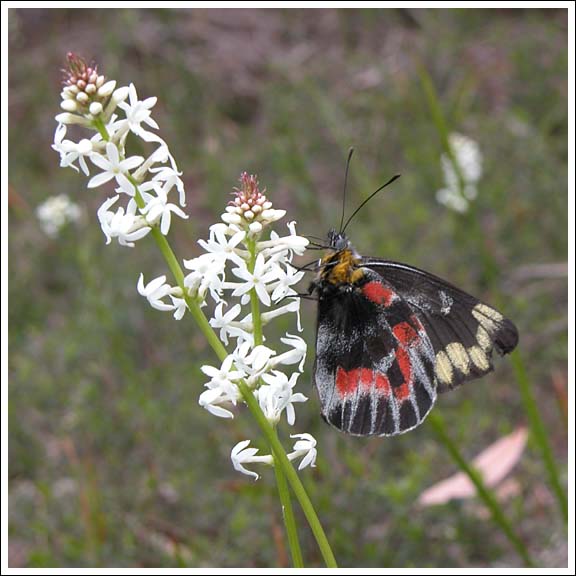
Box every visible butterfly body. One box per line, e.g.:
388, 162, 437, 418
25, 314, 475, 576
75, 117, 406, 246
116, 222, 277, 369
310, 230, 518, 437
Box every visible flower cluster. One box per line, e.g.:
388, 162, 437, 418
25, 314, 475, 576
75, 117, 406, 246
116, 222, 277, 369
191, 173, 315, 479
52, 56, 316, 481
36, 194, 83, 237
53, 53, 187, 250
436, 132, 483, 213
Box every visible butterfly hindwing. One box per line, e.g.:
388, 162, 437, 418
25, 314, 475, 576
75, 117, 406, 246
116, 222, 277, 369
362, 260, 519, 392
314, 270, 437, 436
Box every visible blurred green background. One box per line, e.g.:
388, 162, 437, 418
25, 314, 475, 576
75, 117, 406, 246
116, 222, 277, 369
8, 8, 568, 568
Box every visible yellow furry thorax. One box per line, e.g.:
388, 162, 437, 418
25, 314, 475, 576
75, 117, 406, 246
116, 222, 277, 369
320, 249, 365, 285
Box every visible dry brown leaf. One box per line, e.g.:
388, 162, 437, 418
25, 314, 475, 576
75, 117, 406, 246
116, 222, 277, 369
418, 427, 528, 507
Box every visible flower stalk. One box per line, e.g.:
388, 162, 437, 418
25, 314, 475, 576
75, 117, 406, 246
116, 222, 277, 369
51, 54, 336, 568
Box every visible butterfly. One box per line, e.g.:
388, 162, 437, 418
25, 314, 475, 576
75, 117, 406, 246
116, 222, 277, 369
308, 153, 519, 437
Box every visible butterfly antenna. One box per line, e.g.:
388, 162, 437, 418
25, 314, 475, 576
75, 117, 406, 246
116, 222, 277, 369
338, 147, 355, 234
341, 174, 401, 234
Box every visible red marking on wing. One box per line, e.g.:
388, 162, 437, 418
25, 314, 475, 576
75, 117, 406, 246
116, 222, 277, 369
393, 380, 411, 401
358, 368, 374, 390
336, 367, 354, 395
393, 322, 419, 346
375, 372, 391, 395
394, 348, 413, 401
336, 367, 391, 397
362, 281, 395, 307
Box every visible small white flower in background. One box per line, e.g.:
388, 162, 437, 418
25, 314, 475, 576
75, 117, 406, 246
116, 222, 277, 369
231, 440, 274, 481
288, 434, 317, 470
36, 194, 82, 237
53, 54, 189, 251
436, 132, 483, 213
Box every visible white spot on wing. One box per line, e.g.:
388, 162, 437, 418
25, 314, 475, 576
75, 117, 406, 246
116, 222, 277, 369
439, 290, 453, 315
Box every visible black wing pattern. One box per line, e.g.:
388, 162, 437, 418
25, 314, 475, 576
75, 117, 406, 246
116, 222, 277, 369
362, 259, 519, 392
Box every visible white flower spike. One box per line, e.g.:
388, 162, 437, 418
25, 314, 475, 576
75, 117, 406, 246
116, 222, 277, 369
52, 56, 313, 482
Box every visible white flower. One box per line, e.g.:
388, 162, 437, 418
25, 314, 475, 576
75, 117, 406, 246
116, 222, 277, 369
183, 253, 227, 302
140, 181, 188, 235
198, 224, 247, 267
437, 133, 483, 214
149, 165, 186, 207
209, 302, 244, 345
97, 79, 117, 98
88, 142, 144, 189
117, 83, 160, 141
36, 194, 82, 237
97, 195, 151, 247
199, 355, 245, 419
444, 133, 483, 186
169, 296, 188, 320
257, 221, 309, 259
271, 334, 307, 372
129, 145, 171, 185
137, 273, 180, 312
260, 299, 301, 332
231, 440, 273, 481
230, 253, 279, 307
288, 434, 317, 470
259, 371, 307, 425
54, 112, 91, 126
269, 263, 305, 302
52, 124, 93, 176
436, 188, 469, 214
234, 343, 275, 383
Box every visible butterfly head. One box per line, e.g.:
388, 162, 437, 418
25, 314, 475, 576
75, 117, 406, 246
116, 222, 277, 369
327, 229, 351, 251
317, 230, 364, 286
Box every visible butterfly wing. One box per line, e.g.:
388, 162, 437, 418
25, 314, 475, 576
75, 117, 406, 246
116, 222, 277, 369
362, 259, 519, 392
314, 269, 438, 436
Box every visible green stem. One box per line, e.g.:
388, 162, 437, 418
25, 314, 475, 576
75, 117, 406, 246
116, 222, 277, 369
246, 236, 304, 567
92, 117, 110, 141
247, 238, 264, 346
273, 458, 304, 568
238, 380, 337, 567
510, 350, 568, 523
427, 412, 535, 567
